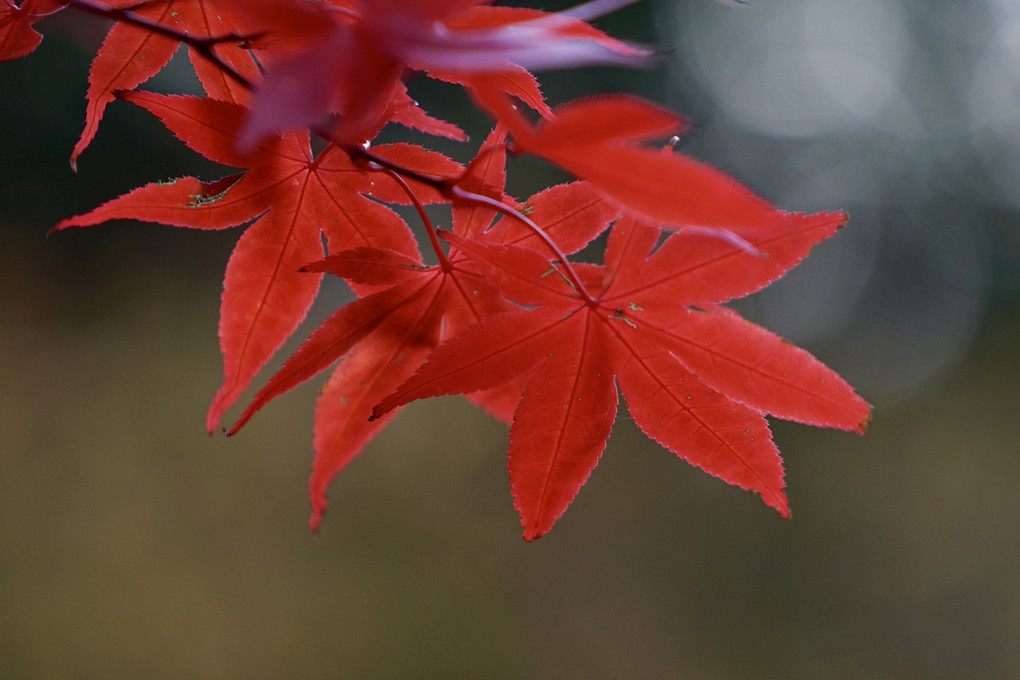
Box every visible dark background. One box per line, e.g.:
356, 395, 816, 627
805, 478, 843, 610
2, 1, 1018, 678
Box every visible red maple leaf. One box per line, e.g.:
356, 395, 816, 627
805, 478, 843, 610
0, 0, 64, 63
471, 90, 796, 243
53, 91, 461, 432
225, 135, 620, 530
70, 0, 258, 167
373, 212, 871, 540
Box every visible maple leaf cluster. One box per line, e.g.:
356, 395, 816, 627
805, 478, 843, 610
5, 0, 871, 540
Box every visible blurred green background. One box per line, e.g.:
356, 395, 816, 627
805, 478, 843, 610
2, 1, 1018, 678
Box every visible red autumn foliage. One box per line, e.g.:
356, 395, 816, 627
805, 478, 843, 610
54, 90, 462, 432
370, 212, 868, 538
0, 0, 64, 62
67, 0, 258, 168
11, 0, 869, 540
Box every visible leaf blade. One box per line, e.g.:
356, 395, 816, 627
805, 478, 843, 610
612, 327, 789, 517
509, 314, 618, 540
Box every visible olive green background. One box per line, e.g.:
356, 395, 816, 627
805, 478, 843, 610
2, 2, 1018, 678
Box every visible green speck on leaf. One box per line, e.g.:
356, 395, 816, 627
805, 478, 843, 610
188, 187, 231, 208
610, 309, 636, 329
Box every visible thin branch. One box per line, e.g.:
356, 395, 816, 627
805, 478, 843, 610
559, 0, 644, 22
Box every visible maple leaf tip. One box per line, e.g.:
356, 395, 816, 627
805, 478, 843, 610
810, 209, 850, 231
769, 495, 792, 520
309, 505, 326, 535
368, 404, 391, 421
521, 522, 549, 541
856, 409, 874, 435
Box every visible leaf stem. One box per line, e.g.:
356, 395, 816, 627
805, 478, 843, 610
447, 185, 597, 306
375, 166, 452, 272
336, 137, 595, 304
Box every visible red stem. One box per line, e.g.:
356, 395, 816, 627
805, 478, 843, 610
337, 138, 594, 303
447, 185, 597, 306
375, 166, 452, 272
